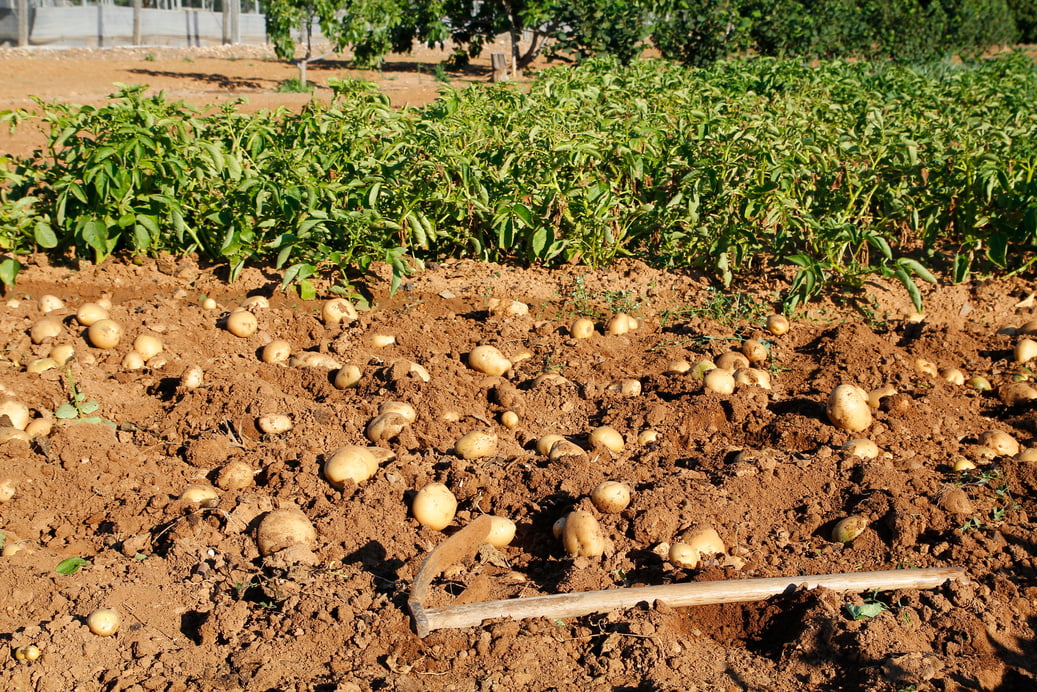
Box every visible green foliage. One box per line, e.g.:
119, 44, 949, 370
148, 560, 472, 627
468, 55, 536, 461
275, 78, 315, 93
548, 0, 650, 64
3, 55, 1037, 308
652, 0, 753, 67
1009, 0, 1037, 41
56, 368, 105, 424
55, 557, 91, 575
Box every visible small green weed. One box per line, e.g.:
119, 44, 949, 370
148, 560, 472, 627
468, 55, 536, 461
55, 368, 104, 423
55, 556, 91, 575
275, 78, 314, 94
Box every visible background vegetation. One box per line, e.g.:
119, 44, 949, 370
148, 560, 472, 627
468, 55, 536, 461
3, 52, 1036, 311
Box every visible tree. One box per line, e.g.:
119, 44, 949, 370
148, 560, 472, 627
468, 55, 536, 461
442, 0, 556, 75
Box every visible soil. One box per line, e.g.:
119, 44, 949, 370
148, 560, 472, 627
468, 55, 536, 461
1, 47, 1036, 692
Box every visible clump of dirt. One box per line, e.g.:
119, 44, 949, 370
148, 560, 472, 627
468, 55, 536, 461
0, 252, 1034, 691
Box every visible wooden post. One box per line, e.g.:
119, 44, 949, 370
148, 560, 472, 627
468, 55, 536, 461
17, 0, 29, 47
491, 52, 508, 82
222, 0, 230, 45
133, 0, 142, 46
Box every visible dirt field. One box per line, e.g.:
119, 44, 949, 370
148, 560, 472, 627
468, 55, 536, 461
1, 46, 1036, 692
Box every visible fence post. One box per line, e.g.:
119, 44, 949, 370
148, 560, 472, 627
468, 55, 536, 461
133, 0, 142, 46
17, 0, 29, 47
491, 53, 508, 82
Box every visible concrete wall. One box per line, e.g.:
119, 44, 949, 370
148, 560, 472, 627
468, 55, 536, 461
2, 5, 268, 47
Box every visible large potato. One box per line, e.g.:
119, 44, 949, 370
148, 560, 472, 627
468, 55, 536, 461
256, 507, 316, 556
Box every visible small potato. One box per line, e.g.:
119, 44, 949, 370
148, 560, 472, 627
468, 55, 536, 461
258, 414, 293, 435
551, 516, 567, 539
180, 365, 204, 390
0, 477, 16, 502
333, 365, 363, 389
562, 510, 605, 557
842, 438, 879, 459
49, 344, 75, 365
454, 429, 497, 459
831, 516, 868, 544
571, 318, 595, 339
488, 298, 529, 317
412, 483, 457, 531
86, 609, 120, 637
201, 297, 218, 310
25, 418, 52, 438
367, 333, 396, 348
669, 542, 700, 569
38, 294, 64, 313
0, 428, 31, 443
261, 339, 291, 364
588, 426, 624, 453
241, 296, 269, 310
766, 314, 790, 336
680, 526, 725, 556
216, 460, 254, 490
226, 310, 258, 338
13, 644, 40, 661
321, 298, 358, 326
637, 429, 659, 445
967, 376, 992, 391
366, 412, 408, 444
734, 367, 771, 390
26, 357, 58, 374
827, 384, 872, 432
0, 399, 30, 430
606, 314, 635, 336
180, 484, 219, 507
468, 345, 511, 376
953, 457, 977, 471
1016, 447, 1037, 463
75, 302, 109, 327
30, 317, 64, 344
406, 361, 431, 382
379, 401, 417, 424
537, 434, 566, 457
133, 334, 163, 360
87, 319, 123, 349
486, 516, 517, 548
256, 507, 316, 555
914, 357, 938, 377
121, 351, 145, 371
324, 446, 379, 487
665, 359, 691, 375
591, 481, 631, 514
704, 368, 736, 395
978, 430, 1019, 457
290, 352, 341, 369
549, 439, 586, 461
617, 379, 642, 397
867, 385, 897, 410
500, 410, 519, 429
741, 339, 768, 364
1015, 338, 1037, 363
940, 368, 965, 386
715, 352, 750, 371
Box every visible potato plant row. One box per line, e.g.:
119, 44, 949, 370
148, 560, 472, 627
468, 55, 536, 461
2, 54, 1037, 309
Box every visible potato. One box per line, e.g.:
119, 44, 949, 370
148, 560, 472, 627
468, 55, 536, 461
842, 438, 879, 459
258, 414, 293, 435
571, 318, 595, 339
180, 484, 219, 507
668, 542, 700, 569
967, 375, 992, 391
0, 399, 30, 430
680, 526, 725, 556
978, 430, 1019, 457
691, 360, 716, 379
590, 481, 631, 514
331, 364, 363, 389
704, 367, 736, 395
914, 357, 938, 377
367, 333, 396, 348
486, 516, 517, 548
831, 515, 868, 544
412, 483, 457, 530
537, 434, 566, 457
321, 298, 358, 326
366, 412, 408, 444
256, 507, 316, 556
290, 352, 341, 369
733, 367, 771, 390
488, 298, 529, 317
379, 401, 417, 424
75, 302, 109, 327
87, 319, 123, 349
617, 379, 642, 397
548, 440, 586, 461
13, 644, 40, 661
715, 352, 750, 371
38, 294, 64, 313
741, 339, 768, 364
261, 339, 292, 364
468, 345, 511, 376
121, 351, 145, 371
1015, 338, 1037, 363
25, 418, 52, 438
201, 297, 218, 310
133, 334, 163, 360
226, 309, 258, 338
50, 344, 75, 365
241, 296, 270, 310
561, 510, 605, 557
606, 313, 636, 336
766, 314, 790, 336
500, 410, 520, 429
405, 361, 431, 382
216, 460, 254, 490
0, 477, 16, 502
826, 384, 872, 432
867, 384, 897, 410
324, 446, 379, 487
180, 365, 204, 390
86, 608, 120, 637
589, 426, 624, 453
30, 317, 63, 344
454, 429, 497, 459
665, 359, 691, 375
637, 429, 659, 445
999, 381, 1037, 406
940, 367, 965, 386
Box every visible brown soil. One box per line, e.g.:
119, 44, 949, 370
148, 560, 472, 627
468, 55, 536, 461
1, 48, 1036, 692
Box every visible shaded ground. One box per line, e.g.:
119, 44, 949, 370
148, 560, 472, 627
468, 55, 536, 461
0, 251, 1035, 692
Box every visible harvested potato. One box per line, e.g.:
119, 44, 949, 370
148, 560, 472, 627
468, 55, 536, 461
561, 510, 605, 557
256, 507, 316, 555
412, 483, 457, 530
